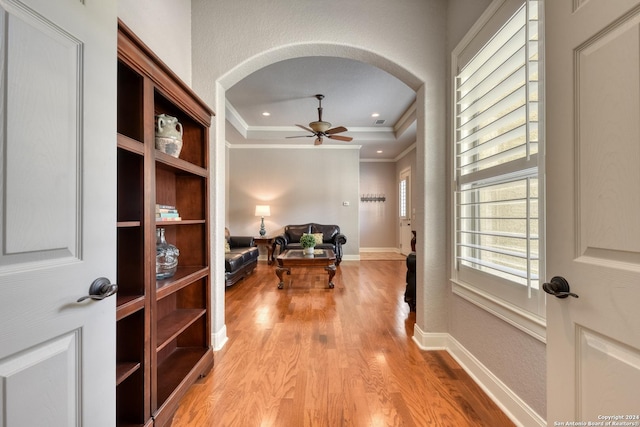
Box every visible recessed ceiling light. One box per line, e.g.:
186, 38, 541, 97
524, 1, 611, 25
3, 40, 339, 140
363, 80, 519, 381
262, 112, 270, 116
376, 150, 383, 154
371, 113, 380, 118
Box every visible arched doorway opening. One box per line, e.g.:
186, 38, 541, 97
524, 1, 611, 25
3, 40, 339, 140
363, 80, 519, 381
210, 43, 443, 350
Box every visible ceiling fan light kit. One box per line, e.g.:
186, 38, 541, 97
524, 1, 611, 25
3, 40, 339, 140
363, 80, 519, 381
287, 94, 353, 145
309, 120, 331, 133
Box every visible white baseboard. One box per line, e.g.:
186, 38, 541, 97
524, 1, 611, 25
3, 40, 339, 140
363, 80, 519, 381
413, 325, 545, 427
359, 247, 400, 253
211, 325, 228, 351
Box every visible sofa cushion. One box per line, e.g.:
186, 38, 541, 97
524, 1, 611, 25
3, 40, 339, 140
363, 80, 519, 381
285, 224, 310, 243
225, 247, 258, 272
286, 242, 334, 251
311, 224, 338, 242
225, 252, 244, 272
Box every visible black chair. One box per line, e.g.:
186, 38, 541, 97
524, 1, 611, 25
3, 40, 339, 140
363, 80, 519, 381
404, 252, 416, 312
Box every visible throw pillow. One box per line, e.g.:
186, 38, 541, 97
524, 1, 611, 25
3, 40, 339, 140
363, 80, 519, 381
225, 241, 230, 253
312, 233, 323, 245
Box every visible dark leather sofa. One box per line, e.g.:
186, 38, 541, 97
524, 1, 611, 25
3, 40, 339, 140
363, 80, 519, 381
274, 223, 347, 265
225, 228, 259, 287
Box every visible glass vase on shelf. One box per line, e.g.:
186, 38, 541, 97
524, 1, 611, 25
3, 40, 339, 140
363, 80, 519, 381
156, 227, 179, 280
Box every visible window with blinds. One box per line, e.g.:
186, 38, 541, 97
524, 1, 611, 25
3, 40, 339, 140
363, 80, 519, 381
453, 0, 543, 316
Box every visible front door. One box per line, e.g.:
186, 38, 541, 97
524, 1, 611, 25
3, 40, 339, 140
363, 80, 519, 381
0, 0, 116, 425
546, 0, 640, 423
399, 167, 412, 255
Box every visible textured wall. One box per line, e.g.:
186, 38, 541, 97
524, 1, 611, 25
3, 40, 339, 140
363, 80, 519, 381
117, 0, 192, 85
191, 0, 441, 94
450, 298, 547, 416
190, 0, 449, 354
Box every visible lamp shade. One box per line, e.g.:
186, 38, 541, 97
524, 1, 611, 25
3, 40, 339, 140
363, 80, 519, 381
254, 205, 271, 217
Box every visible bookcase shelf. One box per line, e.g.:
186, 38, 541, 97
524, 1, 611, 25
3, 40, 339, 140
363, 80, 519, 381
117, 362, 141, 386
116, 20, 214, 427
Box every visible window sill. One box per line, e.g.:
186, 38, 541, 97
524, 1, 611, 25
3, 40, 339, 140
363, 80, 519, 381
451, 279, 547, 343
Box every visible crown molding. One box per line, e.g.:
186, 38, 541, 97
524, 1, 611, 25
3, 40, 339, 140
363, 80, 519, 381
394, 100, 417, 137
359, 141, 416, 163
228, 143, 362, 151
226, 101, 249, 138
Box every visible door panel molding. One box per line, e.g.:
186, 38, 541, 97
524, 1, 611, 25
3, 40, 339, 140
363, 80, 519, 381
0, 1, 83, 268
576, 7, 640, 264
0, 330, 80, 426
577, 326, 640, 420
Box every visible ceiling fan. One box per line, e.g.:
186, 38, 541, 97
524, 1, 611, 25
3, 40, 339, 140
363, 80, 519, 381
287, 94, 353, 145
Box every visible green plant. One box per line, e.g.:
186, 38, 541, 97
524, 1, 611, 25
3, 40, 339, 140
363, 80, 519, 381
299, 233, 317, 249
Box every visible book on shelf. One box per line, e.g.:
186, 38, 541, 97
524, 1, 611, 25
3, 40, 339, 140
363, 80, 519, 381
156, 203, 177, 211
157, 216, 182, 222
156, 212, 180, 218
156, 204, 181, 221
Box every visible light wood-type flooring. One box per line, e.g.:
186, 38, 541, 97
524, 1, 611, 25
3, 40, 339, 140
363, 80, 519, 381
171, 259, 514, 427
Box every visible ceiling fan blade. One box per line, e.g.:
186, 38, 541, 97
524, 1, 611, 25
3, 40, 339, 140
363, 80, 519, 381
327, 134, 353, 142
295, 124, 315, 134
326, 126, 348, 135
286, 135, 315, 138
314, 137, 323, 145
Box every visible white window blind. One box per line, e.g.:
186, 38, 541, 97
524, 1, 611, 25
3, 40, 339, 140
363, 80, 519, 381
454, 0, 543, 315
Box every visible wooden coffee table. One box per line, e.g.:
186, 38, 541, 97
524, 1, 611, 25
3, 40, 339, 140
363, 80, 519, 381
275, 249, 337, 289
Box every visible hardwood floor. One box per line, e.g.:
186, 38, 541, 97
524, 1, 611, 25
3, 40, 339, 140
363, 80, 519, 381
171, 260, 514, 427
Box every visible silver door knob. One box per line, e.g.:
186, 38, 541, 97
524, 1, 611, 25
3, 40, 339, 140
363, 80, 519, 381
77, 277, 118, 302
543, 276, 579, 299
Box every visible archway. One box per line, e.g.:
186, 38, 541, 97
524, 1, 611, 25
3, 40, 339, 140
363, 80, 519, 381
210, 42, 443, 350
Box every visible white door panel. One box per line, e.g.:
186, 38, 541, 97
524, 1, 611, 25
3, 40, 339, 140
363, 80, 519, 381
0, 0, 116, 425
546, 0, 640, 423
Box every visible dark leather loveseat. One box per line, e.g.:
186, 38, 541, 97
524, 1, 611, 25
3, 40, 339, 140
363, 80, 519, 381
225, 228, 259, 286
274, 223, 347, 265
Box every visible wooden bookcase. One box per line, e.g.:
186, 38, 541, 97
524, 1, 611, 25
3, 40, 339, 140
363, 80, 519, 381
116, 20, 214, 427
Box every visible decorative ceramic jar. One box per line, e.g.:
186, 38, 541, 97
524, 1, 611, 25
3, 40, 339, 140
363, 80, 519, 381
155, 114, 183, 158
156, 228, 179, 279
302, 247, 314, 255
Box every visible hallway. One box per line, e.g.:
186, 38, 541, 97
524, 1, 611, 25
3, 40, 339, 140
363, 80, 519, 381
171, 260, 514, 426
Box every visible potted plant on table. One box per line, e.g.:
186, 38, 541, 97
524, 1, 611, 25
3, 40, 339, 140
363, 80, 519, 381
300, 233, 317, 255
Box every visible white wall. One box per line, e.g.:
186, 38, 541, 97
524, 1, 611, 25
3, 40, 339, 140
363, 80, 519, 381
118, 0, 192, 85
227, 146, 360, 257
359, 161, 398, 249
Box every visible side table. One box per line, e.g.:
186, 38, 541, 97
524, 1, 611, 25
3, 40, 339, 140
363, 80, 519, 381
253, 236, 276, 265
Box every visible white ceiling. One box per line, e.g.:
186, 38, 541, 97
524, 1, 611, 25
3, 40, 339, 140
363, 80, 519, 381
225, 56, 417, 160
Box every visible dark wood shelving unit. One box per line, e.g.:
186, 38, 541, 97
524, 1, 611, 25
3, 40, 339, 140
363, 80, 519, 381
116, 20, 214, 427
117, 362, 142, 386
